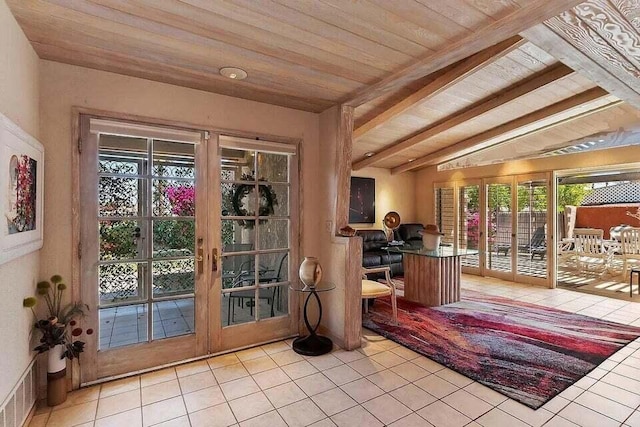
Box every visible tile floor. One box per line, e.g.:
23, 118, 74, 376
30, 275, 640, 427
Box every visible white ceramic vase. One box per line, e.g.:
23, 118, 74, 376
48, 344, 66, 374
422, 233, 441, 251
299, 257, 322, 287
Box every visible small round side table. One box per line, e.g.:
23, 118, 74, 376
289, 282, 335, 356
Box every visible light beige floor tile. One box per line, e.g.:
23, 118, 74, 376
411, 356, 445, 373
252, 367, 291, 390
140, 368, 177, 388
277, 398, 326, 427
443, 389, 493, 419
235, 347, 268, 362
574, 375, 598, 390
390, 383, 437, 411
361, 394, 411, 425
388, 413, 434, 427
141, 379, 181, 405
331, 405, 383, 427
370, 351, 406, 368
270, 349, 304, 367
332, 350, 365, 364
497, 400, 553, 427
264, 382, 306, 408
308, 418, 336, 427
152, 415, 191, 427
476, 408, 528, 427
208, 353, 241, 370
543, 416, 580, 427
357, 341, 386, 357
414, 374, 458, 399
601, 372, 640, 394
311, 388, 357, 416
295, 373, 336, 396
183, 385, 226, 413
322, 364, 362, 386
178, 370, 217, 394
625, 411, 640, 427
558, 402, 620, 427
34, 399, 51, 415
220, 377, 261, 401
46, 400, 98, 427
389, 346, 421, 361
390, 362, 430, 382
96, 389, 141, 419
306, 354, 343, 371
94, 408, 142, 427
142, 396, 186, 427
53, 386, 101, 410
261, 341, 291, 355
589, 381, 640, 408
100, 376, 140, 398
347, 358, 386, 376
239, 410, 287, 427
213, 363, 250, 384
434, 368, 473, 388
574, 390, 635, 423
417, 401, 471, 427
188, 402, 237, 427
228, 391, 274, 422
463, 382, 508, 406
541, 395, 571, 414
281, 360, 318, 380
243, 356, 278, 375
366, 369, 408, 392
175, 360, 210, 378
340, 378, 385, 403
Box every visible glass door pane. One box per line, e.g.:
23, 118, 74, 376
459, 184, 480, 269
486, 183, 512, 274
98, 135, 196, 349
516, 180, 548, 280
220, 147, 290, 327
435, 187, 455, 246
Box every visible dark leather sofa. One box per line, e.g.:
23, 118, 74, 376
357, 230, 403, 278
395, 223, 425, 245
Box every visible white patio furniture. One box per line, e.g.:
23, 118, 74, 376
573, 228, 610, 274
620, 227, 640, 280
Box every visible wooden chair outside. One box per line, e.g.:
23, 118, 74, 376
362, 266, 397, 324
573, 228, 609, 274
620, 227, 640, 280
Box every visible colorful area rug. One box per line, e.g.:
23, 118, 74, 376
363, 290, 640, 409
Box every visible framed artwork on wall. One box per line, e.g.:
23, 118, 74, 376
0, 113, 44, 265
349, 177, 375, 223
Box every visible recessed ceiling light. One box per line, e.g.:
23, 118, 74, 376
408, 158, 415, 162
365, 152, 375, 157
220, 67, 248, 80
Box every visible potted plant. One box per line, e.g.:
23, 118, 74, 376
23, 275, 92, 406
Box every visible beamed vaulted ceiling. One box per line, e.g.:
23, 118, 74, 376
8, 0, 640, 172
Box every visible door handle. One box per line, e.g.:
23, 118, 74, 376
212, 248, 218, 272
196, 238, 204, 275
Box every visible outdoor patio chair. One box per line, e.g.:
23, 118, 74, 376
362, 266, 398, 324
518, 226, 547, 260
620, 227, 640, 280
573, 228, 609, 274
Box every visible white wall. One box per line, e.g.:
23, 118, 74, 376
0, 0, 40, 405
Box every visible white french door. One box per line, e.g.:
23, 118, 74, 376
78, 117, 299, 383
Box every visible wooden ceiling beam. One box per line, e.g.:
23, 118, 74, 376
352, 63, 575, 170
391, 87, 610, 174
352, 36, 524, 140
342, 0, 586, 107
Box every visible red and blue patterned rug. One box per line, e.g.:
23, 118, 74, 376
362, 290, 640, 409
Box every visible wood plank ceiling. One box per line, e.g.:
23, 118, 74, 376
8, 0, 640, 172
